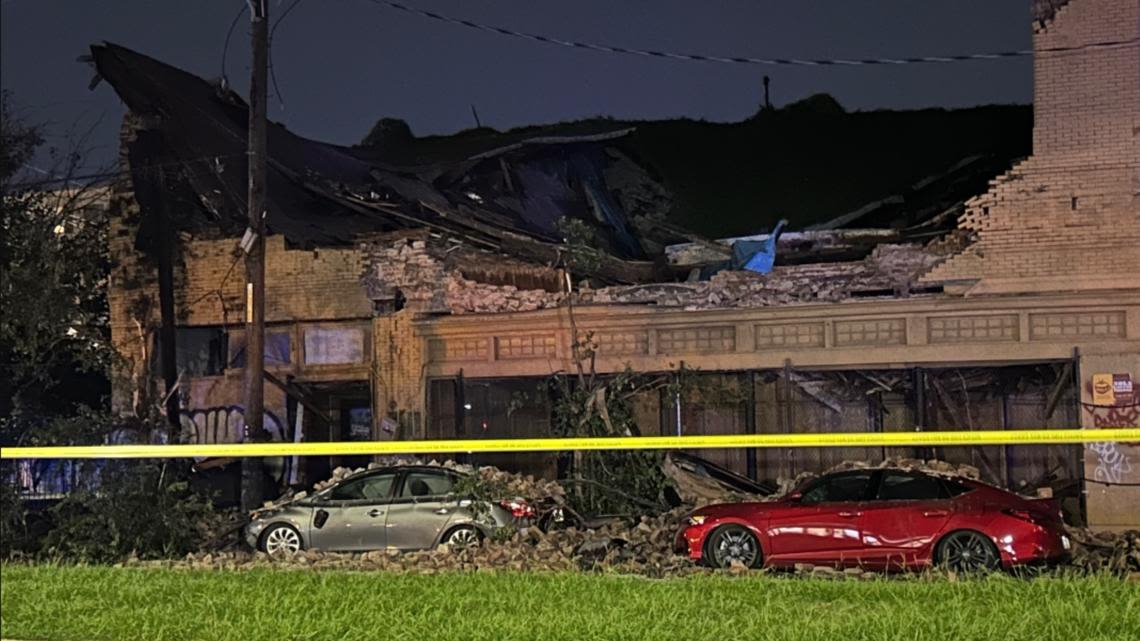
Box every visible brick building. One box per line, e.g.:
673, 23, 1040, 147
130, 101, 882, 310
97, 0, 1138, 526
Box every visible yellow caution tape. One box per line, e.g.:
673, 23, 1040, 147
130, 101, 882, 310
2, 428, 1138, 459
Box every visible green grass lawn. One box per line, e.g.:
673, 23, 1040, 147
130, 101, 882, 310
2, 565, 1137, 641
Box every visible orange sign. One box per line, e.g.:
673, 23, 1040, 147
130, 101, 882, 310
1092, 374, 1115, 405
1092, 373, 1134, 406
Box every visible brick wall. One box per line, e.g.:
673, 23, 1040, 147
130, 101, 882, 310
179, 234, 372, 326
924, 0, 1140, 293
108, 119, 374, 421
373, 310, 426, 439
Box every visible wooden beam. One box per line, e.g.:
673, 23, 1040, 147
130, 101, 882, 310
1044, 361, 1074, 420
263, 370, 333, 426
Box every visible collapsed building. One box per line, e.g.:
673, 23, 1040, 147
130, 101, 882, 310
92, 0, 1138, 528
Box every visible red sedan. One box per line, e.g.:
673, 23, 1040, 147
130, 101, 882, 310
676, 468, 1071, 572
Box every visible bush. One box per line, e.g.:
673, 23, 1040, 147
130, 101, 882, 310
0, 473, 28, 557
40, 460, 217, 562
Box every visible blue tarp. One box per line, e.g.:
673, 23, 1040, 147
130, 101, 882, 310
732, 219, 787, 274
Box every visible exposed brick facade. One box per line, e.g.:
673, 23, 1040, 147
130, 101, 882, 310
924, 0, 1140, 293
107, 118, 372, 430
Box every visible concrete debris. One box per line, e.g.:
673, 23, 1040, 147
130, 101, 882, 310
662, 452, 776, 505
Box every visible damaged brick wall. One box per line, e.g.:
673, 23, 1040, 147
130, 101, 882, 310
360, 236, 945, 315
373, 310, 427, 440
924, 0, 1140, 294
107, 116, 159, 418
179, 234, 372, 325
360, 235, 567, 315
108, 116, 373, 438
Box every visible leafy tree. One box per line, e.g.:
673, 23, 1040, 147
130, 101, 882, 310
0, 90, 114, 425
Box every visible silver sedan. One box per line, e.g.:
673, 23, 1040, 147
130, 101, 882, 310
244, 465, 526, 555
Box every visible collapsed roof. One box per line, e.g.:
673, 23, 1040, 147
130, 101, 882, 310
90, 43, 662, 283
90, 43, 1027, 294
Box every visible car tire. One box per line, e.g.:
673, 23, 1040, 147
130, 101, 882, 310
934, 529, 1001, 573
441, 524, 483, 549
260, 523, 303, 556
703, 524, 762, 569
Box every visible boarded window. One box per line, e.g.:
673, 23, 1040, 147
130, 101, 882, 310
304, 327, 365, 365
157, 327, 227, 376
229, 330, 291, 368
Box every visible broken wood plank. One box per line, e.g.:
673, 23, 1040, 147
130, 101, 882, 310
263, 370, 334, 426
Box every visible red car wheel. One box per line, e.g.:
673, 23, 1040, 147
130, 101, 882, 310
704, 524, 762, 569
935, 530, 1000, 573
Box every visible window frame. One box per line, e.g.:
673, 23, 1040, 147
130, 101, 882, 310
326, 471, 398, 504
798, 470, 876, 505
871, 470, 953, 502
393, 468, 460, 503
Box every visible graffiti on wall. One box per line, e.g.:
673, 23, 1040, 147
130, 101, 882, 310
1086, 441, 1134, 484
179, 405, 286, 445
1083, 373, 1139, 484
179, 405, 290, 483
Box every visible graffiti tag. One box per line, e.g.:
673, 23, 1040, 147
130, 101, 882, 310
179, 405, 286, 445
1086, 441, 1133, 484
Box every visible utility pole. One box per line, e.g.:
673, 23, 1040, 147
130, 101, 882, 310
241, 0, 269, 513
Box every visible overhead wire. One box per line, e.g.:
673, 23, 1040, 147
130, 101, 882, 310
268, 0, 306, 110
219, 3, 248, 87
365, 0, 1139, 67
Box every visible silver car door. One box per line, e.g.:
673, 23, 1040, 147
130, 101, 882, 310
308, 471, 397, 551
384, 469, 462, 550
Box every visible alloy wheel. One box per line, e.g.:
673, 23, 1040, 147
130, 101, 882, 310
445, 526, 481, 548
264, 525, 301, 556
938, 531, 999, 573
710, 525, 760, 568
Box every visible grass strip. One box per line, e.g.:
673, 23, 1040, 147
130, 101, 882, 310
2, 564, 1137, 641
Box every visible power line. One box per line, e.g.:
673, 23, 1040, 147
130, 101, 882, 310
368, 0, 1139, 67
220, 3, 247, 86
221, 0, 305, 109
267, 0, 306, 110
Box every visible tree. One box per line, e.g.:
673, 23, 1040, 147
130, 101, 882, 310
0, 90, 114, 430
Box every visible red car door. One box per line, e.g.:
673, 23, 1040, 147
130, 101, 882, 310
858, 470, 955, 570
765, 470, 874, 567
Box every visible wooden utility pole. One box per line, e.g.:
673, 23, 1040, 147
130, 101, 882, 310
241, 0, 269, 513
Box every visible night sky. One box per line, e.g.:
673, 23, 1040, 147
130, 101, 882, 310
2, 0, 1033, 172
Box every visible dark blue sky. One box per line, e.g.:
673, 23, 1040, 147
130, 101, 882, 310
2, 0, 1033, 170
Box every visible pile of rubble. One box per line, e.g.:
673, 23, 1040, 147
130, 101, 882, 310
195, 457, 1139, 579
588, 244, 945, 310
1068, 529, 1140, 574
360, 235, 949, 316
768, 457, 982, 496
293, 458, 566, 504
156, 509, 701, 577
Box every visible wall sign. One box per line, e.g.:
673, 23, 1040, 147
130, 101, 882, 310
304, 327, 365, 365
1092, 373, 1133, 406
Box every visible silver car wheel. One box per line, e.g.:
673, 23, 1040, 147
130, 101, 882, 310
264, 525, 301, 556
445, 526, 481, 548
707, 525, 760, 569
